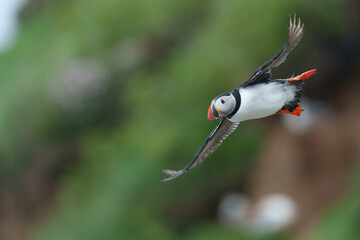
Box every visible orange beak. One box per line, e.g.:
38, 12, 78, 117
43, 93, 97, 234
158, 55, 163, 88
207, 103, 217, 121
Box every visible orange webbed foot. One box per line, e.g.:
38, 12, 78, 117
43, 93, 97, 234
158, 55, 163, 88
287, 69, 317, 82
276, 106, 303, 116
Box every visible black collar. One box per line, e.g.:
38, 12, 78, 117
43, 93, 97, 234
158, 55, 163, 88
228, 89, 241, 118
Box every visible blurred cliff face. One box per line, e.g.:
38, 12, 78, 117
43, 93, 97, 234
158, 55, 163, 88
246, 4, 360, 237
0, 0, 359, 240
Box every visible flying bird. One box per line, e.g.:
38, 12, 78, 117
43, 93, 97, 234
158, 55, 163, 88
161, 16, 316, 182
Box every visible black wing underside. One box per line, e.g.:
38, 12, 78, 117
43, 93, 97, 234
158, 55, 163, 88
239, 15, 304, 88
161, 118, 239, 182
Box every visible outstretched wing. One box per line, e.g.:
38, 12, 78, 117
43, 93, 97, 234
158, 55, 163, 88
161, 118, 239, 182
239, 15, 304, 88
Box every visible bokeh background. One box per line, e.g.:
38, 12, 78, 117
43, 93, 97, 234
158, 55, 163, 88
0, 0, 360, 239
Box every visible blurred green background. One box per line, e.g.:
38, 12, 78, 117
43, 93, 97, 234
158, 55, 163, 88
0, 0, 360, 239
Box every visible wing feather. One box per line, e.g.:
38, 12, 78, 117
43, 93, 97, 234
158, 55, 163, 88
161, 118, 239, 182
240, 15, 304, 88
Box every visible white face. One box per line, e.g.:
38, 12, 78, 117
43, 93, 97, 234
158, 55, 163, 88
214, 94, 236, 117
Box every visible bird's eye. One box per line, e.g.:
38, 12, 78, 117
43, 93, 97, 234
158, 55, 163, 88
221, 99, 225, 104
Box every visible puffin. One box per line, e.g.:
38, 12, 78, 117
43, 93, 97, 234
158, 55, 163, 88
161, 16, 316, 182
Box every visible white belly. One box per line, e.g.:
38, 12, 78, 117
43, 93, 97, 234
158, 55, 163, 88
229, 82, 295, 123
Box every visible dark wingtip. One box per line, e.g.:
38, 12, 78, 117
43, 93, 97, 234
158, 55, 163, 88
160, 169, 186, 183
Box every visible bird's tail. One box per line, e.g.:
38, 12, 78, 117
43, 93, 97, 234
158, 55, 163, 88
280, 69, 317, 113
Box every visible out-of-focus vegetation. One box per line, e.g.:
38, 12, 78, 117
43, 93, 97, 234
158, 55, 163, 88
0, 0, 359, 240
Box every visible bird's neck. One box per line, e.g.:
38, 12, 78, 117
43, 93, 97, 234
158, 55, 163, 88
228, 89, 241, 118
